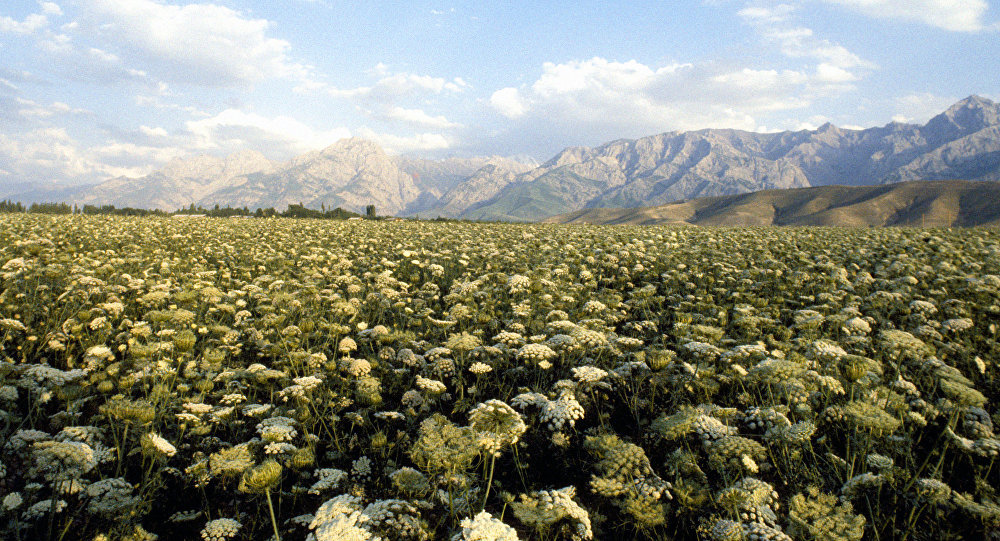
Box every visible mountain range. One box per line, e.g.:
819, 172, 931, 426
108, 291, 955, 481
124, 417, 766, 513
7, 95, 1000, 221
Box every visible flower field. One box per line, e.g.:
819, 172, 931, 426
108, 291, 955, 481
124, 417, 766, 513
1, 213, 999, 540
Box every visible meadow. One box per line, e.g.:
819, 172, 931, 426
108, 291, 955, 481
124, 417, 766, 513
1, 214, 998, 540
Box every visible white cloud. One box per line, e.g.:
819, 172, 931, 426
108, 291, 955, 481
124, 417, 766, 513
815, 63, 858, 83
740, 6, 873, 72
379, 107, 461, 129
313, 69, 467, 101
736, 4, 796, 24
14, 98, 89, 118
355, 129, 451, 155
822, 0, 990, 32
75, 0, 310, 86
0, 128, 131, 182
92, 142, 185, 164
40, 2, 63, 16
135, 95, 209, 117
710, 68, 809, 95
140, 125, 169, 138
185, 109, 351, 156
298, 65, 466, 135
487, 57, 832, 142
376, 72, 463, 94
0, 13, 48, 34
182, 107, 454, 161
490, 87, 528, 118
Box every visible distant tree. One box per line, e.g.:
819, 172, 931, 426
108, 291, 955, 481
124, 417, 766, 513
365, 204, 376, 219
0, 200, 26, 213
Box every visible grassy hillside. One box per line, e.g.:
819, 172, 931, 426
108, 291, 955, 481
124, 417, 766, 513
546, 180, 1000, 226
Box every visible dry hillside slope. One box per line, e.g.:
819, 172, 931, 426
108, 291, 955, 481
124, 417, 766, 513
546, 180, 1000, 227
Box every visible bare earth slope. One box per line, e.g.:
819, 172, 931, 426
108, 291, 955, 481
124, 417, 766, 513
545, 180, 1000, 227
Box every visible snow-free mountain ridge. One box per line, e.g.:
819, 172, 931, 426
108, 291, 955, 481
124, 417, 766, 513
11, 96, 1000, 221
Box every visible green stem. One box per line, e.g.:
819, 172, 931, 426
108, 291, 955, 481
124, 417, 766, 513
512, 445, 529, 491
265, 490, 281, 541
46, 480, 62, 541
116, 423, 130, 477
55, 514, 75, 541
480, 453, 497, 512
901, 502, 928, 541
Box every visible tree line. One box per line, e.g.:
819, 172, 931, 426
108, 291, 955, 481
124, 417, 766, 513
0, 200, 370, 220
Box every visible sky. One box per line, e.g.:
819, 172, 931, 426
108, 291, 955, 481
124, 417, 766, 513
1, 0, 999, 187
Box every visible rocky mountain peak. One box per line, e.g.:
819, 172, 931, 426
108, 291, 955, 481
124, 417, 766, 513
924, 95, 1000, 140
321, 137, 386, 158
542, 146, 593, 168
160, 154, 224, 181
158, 151, 273, 182
222, 150, 274, 178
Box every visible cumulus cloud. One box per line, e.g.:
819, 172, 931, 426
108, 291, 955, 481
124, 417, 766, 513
181, 107, 455, 160
135, 94, 209, 117
298, 64, 466, 133
185, 109, 351, 156
71, 0, 310, 86
40, 3, 63, 16
739, 5, 873, 72
821, 0, 990, 32
16, 98, 88, 118
0, 127, 145, 182
92, 141, 186, 167
485, 56, 845, 152
0, 12, 49, 34
377, 106, 461, 129
815, 63, 858, 83
354, 129, 451, 155
140, 125, 169, 138
308, 66, 467, 102
490, 87, 528, 118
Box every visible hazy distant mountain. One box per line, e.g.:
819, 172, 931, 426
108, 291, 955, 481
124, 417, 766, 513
77, 150, 277, 211
545, 180, 1000, 227
407, 159, 536, 217
11, 95, 1000, 219
58, 138, 533, 215
465, 95, 1000, 221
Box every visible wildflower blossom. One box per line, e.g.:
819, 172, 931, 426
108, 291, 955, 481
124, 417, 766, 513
468, 399, 527, 454
453, 511, 520, 541
142, 432, 177, 458
201, 518, 242, 541
512, 486, 592, 540
2, 492, 23, 511
468, 362, 492, 375
571, 366, 608, 383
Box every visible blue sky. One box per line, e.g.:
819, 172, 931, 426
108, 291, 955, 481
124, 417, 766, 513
1, 0, 999, 187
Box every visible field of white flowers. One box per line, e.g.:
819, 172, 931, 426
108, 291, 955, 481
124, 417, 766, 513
1, 214, 998, 541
